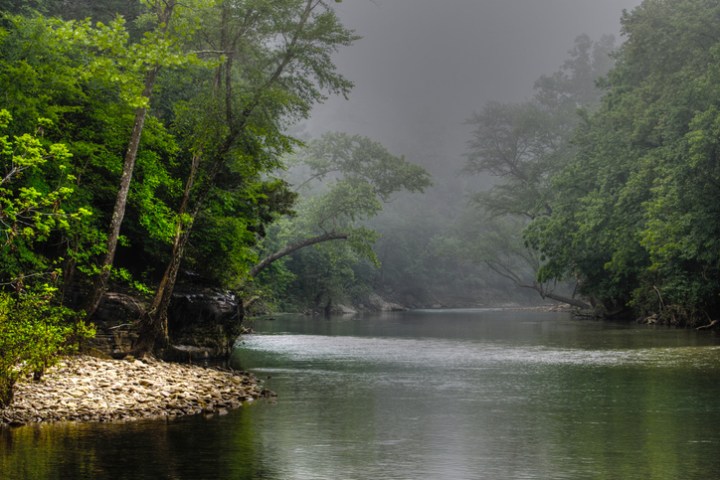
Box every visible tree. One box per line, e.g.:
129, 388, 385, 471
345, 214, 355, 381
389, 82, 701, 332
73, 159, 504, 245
85, 0, 208, 317
0, 287, 93, 407
0, 9, 197, 302
526, 0, 720, 324
134, 0, 360, 351
0, 3, 372, 357
0, 109, 87, 283
251, 132, 431, 311
0, 110, 94, 407
0, 2, 362, 352
463, 34, 615, 308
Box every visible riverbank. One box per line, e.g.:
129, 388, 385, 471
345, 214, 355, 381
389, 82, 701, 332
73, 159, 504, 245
1, 355, 269, 428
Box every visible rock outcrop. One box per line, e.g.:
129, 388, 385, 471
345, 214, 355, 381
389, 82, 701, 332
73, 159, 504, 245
167, 287, 244, 359
89, 287, 244, 359
365, 293, 407, 312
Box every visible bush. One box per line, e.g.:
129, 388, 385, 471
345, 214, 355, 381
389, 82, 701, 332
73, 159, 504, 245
0, 287, 94, 407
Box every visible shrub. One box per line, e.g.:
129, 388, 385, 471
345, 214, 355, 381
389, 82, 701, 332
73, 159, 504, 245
0, 287, 94, 407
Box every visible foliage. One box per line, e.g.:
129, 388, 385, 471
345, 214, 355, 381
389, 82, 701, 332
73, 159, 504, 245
0, 13, 185, 288
267, 232, 374, 312
294, 133, 430, 227
253, 132, 431, 310
188, 178, 298, 288
0, 2, 375, 356
0, 109, 95, 407
525, 0, 720, 323
0, 108, 92, 283
0, 287, 94, 407
463, 35, 615, 304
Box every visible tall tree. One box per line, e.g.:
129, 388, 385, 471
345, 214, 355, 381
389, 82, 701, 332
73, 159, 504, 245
249, 132, 430, 311
0, 12, 179, 299
135, 0, 359, 352
463, 34, 615, 307
84, 0, 202, 317
526, 0, 720, 324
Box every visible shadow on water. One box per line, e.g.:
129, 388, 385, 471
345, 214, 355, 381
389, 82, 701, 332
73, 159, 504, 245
1, 409, 271, 480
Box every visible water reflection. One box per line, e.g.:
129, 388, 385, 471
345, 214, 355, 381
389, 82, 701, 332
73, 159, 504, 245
1, 414, 263, 480
235, 311, 720, 480
2, 310, 720, 479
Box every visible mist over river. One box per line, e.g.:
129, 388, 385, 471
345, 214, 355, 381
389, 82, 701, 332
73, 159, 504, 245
3, 309, 720, 479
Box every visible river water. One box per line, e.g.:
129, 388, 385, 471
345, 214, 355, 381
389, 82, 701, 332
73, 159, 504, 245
2, 309, 720, 479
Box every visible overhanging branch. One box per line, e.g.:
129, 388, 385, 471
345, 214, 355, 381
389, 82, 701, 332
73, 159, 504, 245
485, 260, 591, 309
250, 231, 349, 277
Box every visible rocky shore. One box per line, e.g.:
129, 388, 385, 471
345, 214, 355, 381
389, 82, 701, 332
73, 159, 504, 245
1, 355, 270, 428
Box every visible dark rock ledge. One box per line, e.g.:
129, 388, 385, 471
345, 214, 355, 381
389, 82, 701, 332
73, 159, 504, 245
1, 355, 273, 428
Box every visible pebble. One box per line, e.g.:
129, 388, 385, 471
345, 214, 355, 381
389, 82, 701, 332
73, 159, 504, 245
0, 355, 266, 427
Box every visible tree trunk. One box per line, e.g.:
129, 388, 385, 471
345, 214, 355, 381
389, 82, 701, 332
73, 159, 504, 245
85, 70, 158, 317
135, 227, 193, 353
136, 153, 201, 353
484, 260, 591, 310
250, 231, 349, 277
85, 2, 176, 318
134, 0, 321, 352
517, 281, 591, 310
696, 319, 719, 331
540, 291, 592, 310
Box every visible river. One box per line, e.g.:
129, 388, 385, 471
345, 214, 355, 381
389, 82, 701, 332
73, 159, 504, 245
2, 309, 720, 479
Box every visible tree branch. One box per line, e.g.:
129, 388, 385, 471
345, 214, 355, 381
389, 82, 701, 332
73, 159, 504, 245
485, 260, 591, 309
541, 291, 591, 309
250, 231, 348, 277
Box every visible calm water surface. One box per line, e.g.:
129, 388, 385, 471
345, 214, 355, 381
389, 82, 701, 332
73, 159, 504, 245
3, 309, 720, 479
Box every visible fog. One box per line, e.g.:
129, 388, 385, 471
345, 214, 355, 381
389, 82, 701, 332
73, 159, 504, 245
304, 0, 643, 306
309, 0, 642, 174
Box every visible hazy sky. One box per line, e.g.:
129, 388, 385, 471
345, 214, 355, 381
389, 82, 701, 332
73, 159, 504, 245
308, 0, 643, 171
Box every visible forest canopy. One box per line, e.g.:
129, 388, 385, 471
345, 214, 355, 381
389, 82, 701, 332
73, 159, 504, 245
470, 0, 720, 326
0, 0, 432, 400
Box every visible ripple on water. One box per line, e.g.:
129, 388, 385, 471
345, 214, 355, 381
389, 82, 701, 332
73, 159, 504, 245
238, 334, 720, 370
